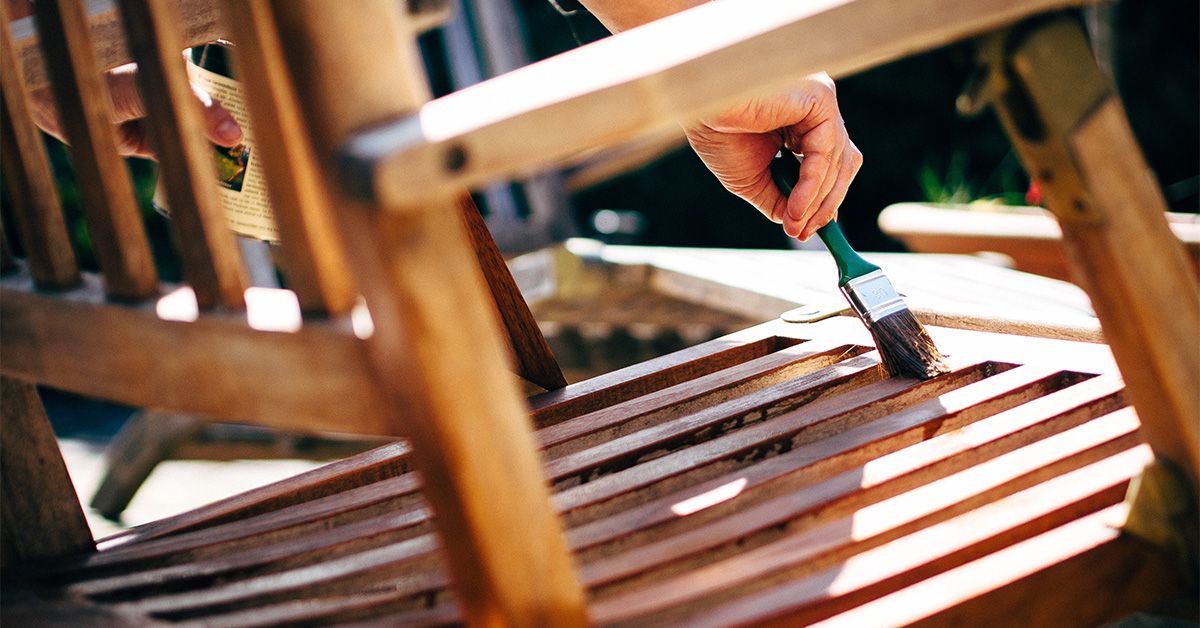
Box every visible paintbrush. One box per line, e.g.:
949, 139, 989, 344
770, 151, 949, 379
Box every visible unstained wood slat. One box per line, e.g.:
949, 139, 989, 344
116, 0, 248, 309
33, 0, 157, 300
217, 0, 357, 316
0, 0, 79, 288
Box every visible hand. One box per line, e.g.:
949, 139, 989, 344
26, 62, 244, 160
684, 72, 862, 241
7, 0, 243, 159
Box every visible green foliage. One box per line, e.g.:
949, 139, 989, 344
918, 149, 1029, 207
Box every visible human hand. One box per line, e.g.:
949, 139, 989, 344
25, 62, 243, 160
683, 72, 862, 241
6, 0, 242, 159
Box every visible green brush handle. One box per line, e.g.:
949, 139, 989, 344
769, 152, 879, 287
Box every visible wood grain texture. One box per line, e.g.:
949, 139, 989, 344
12, 0, 223, 91
0, 273, 394, 435
661, 443, 1150, 628
217, 0, 357, 316
0, 0, 79, 289
991, 19, 1200, 482
33, 0, 157, 300
458, 193, 567, 389
0, 376, 94, 564
11, 0, 449, 92
117, 0, 247, 310
340, 0, 1087, 207
270, 1, 587, 624
814, 506, 1182, 628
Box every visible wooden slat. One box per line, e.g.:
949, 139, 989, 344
599, 439, 1150, 626
11, 0, 450, 92
268, 2, 589, 624
568, 374, 1124, 558
537, 339, 862, 457
120, 6, 242, 290
75, 379, 1134, 622
33, 0, 157, 300
529, 321, 792, 427
93, 441, 412, 547
0, 0, 79, 289
0, 274, 393, 434
338, 0, 1087, 207
12, 0, 223, 91
813, 505, 1179, 628
458, 193, 567, 390
116, 0, 247, 309
580, 389, 1136, 600
990, 18, 1200, 482
0, 376, 94, 564
217, 0, 356, 315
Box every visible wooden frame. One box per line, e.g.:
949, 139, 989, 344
2, 0, 1195, 624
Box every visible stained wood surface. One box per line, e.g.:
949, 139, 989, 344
5, 316, 1157, 627
117, 0, 247, 310
0, 275, 394, 434
813, 505, 1181, 628
0, 0, 78, 289
33, 0, 157, 300
458, 194, 567, 389
0, 377, 94, 565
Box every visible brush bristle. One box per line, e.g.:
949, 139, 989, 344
867, 309, 950, 380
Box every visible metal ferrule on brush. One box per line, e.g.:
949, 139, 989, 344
840, 270, 907, 325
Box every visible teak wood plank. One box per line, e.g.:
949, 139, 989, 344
544, 353, 883, 482
458, 193, 567, 390
0, 376, 94, 565
568, 373, 1125, 558
94, 442, 411, 547
813, 505, 1179, 628
117, 0, 247, 309
53, 474, 421, 576
86, 399, 1141, 623
583, 406, 1141, 602
217, 0, 357, 316
33, 0, 157, 300
597, 439, 1149, 626
552, 361, 1031, 518
338, 0, 1088, 207
12, 0, 223, 91
0, 274, 393, 434
537, 339, 862, 457
0, 0, 78, 289
528, 321, 792, 426
11, 0, 449, 92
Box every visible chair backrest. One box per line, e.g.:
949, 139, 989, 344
1, 0, 582, 623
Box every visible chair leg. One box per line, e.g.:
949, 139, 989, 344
89, 410, 203, 521
0, 377, 93, 566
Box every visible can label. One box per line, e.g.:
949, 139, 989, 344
153, 63, 279, 242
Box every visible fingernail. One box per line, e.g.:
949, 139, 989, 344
217, 119, 242, 144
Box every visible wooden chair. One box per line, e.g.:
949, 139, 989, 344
2, 1, 1196, 627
